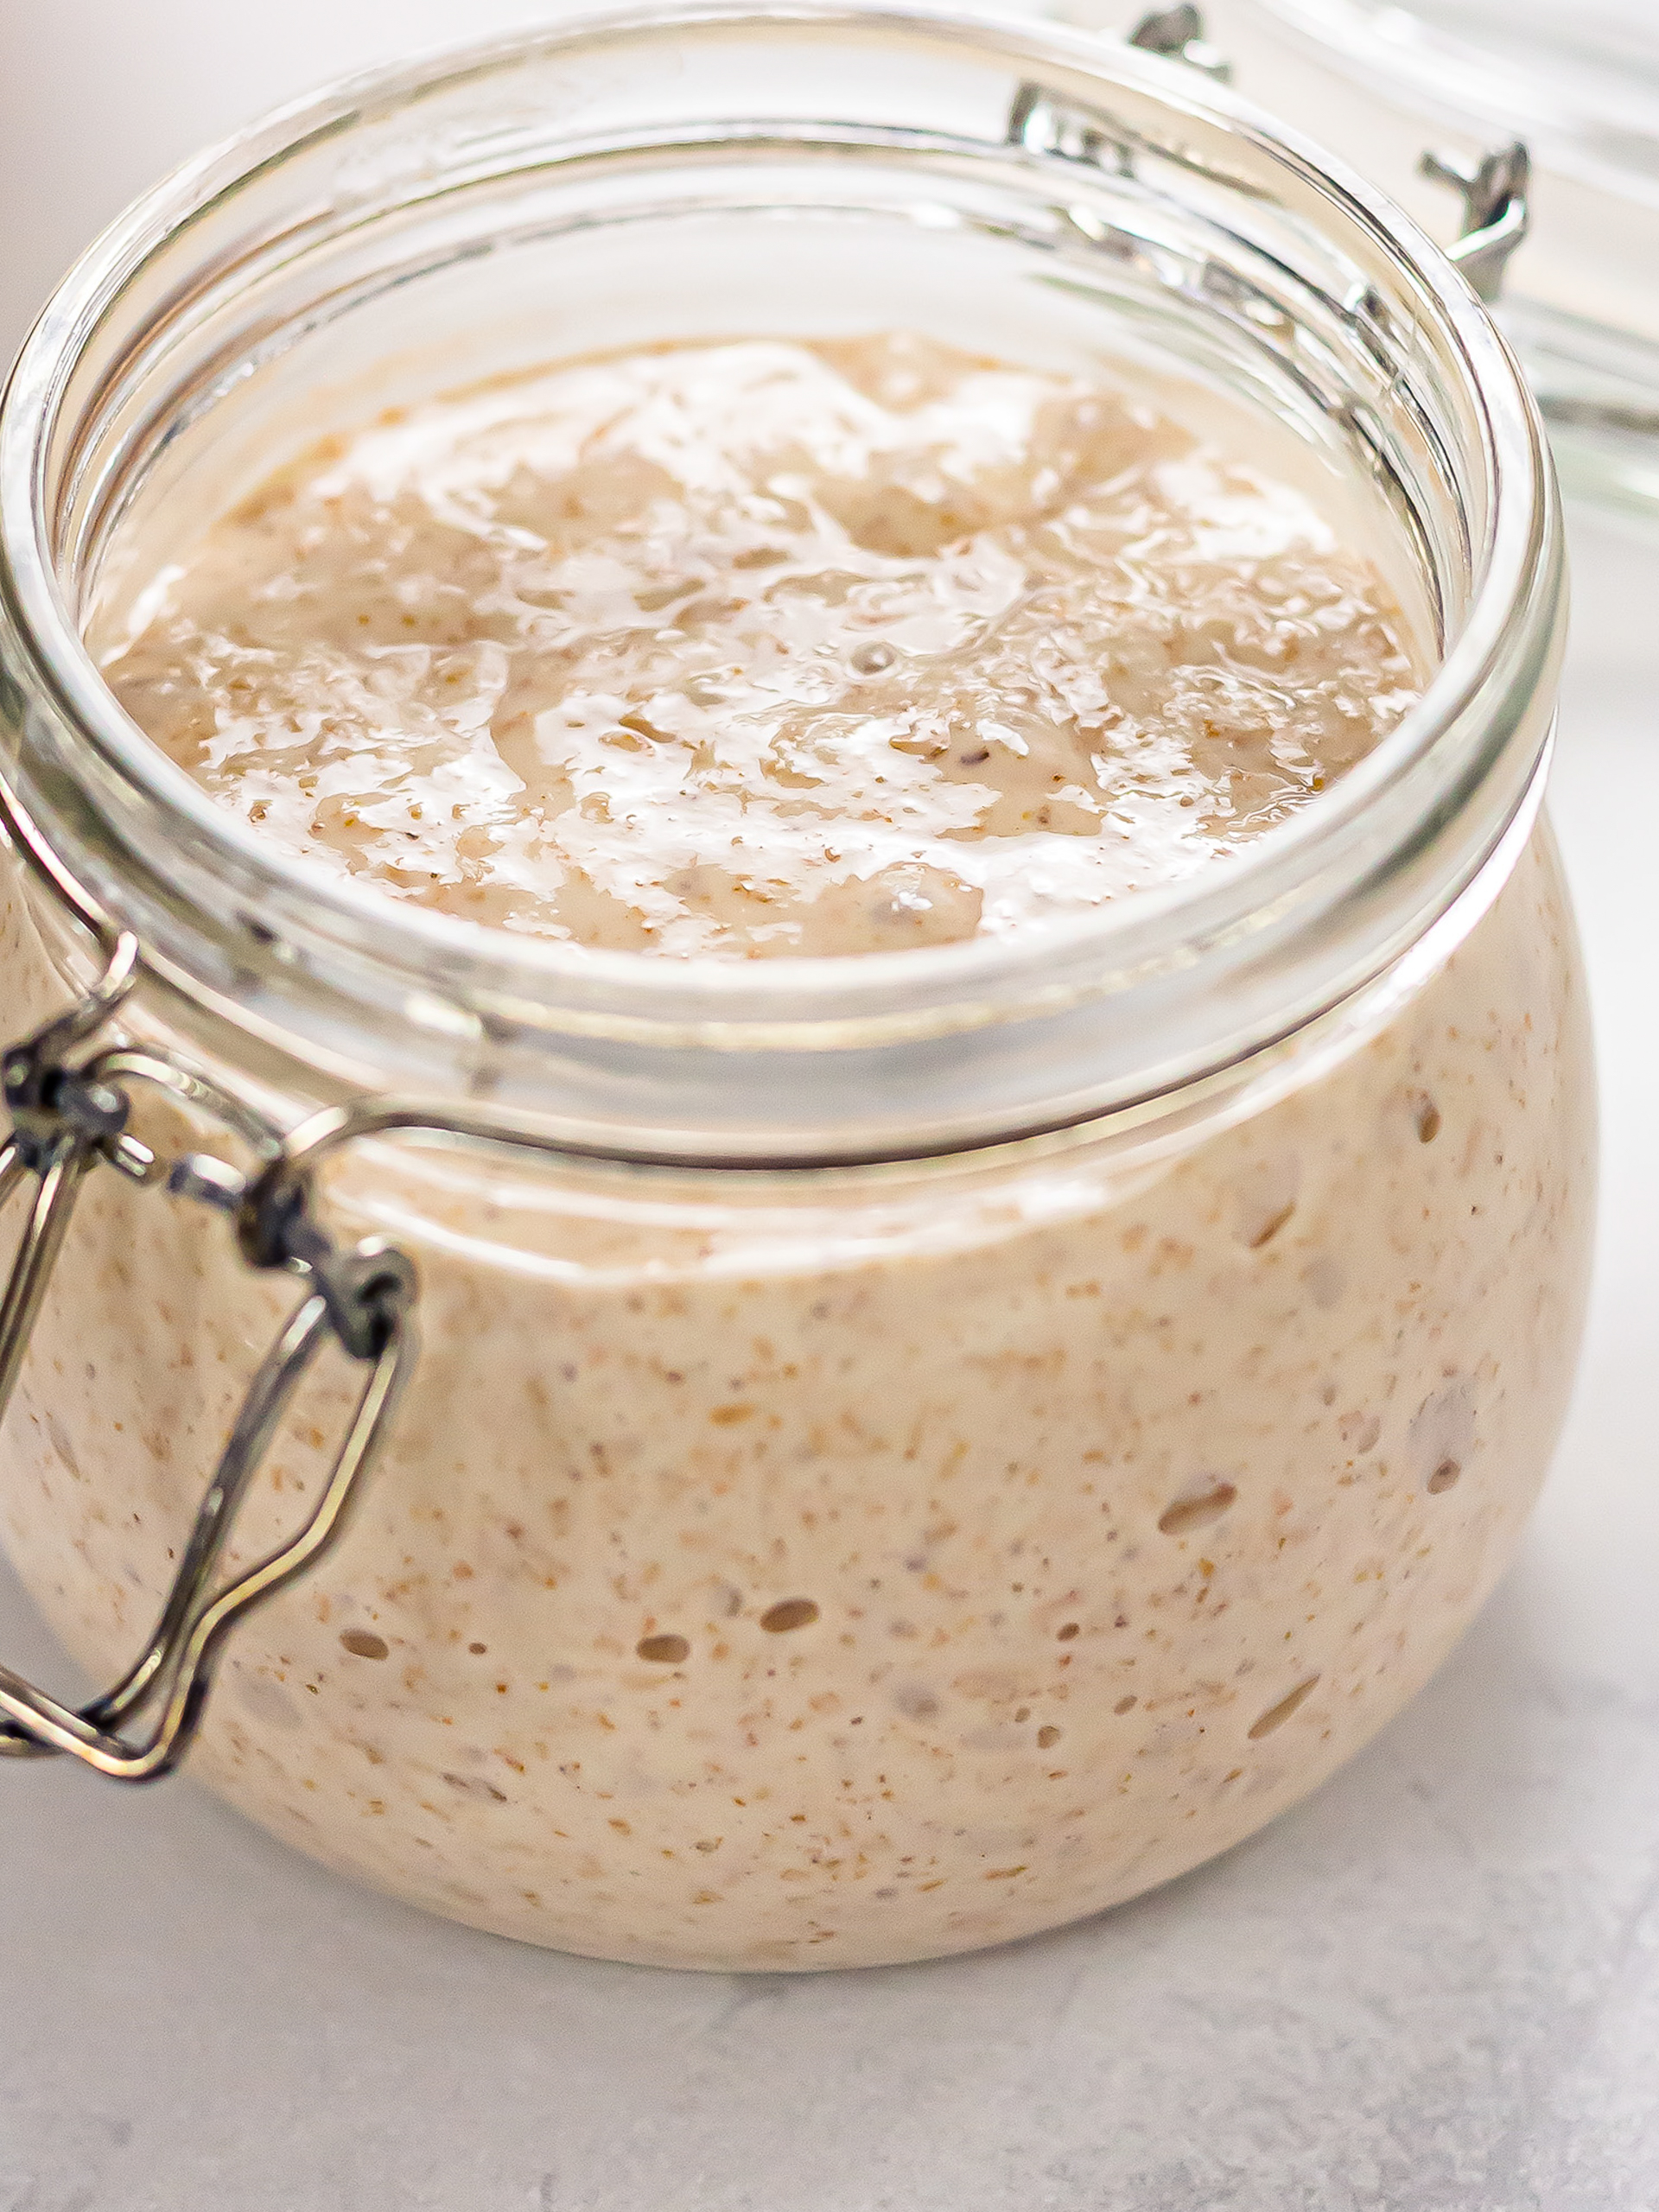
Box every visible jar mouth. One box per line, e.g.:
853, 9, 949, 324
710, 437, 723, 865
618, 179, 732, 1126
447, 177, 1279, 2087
0, 0, 1561, 1161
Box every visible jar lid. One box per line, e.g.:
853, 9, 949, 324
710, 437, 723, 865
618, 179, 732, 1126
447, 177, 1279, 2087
1058, 0, 1659, 519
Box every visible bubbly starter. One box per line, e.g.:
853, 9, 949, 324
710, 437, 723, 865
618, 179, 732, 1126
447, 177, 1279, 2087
0, 334, 1591, 1969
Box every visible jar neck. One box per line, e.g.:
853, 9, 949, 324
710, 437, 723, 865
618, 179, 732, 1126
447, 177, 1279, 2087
0, 2, 1563, 1165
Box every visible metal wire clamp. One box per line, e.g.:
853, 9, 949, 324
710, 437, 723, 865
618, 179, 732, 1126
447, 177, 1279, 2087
1128, 4, 1232, 82
1421, 141, 1532, 305
0, 952, 419, 1782
1028, 11, 1532, 320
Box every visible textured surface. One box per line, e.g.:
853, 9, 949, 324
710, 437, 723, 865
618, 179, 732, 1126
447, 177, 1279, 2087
104, 333, 1416, 951
0, 510, 1655, 2209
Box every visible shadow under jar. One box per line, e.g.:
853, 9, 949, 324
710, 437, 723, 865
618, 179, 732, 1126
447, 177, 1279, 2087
0, 3, 1592, 1970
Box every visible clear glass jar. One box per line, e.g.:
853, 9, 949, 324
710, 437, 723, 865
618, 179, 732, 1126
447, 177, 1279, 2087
0, 2, 1592, 1970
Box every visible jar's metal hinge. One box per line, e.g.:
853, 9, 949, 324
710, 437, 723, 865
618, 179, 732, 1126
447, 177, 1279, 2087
1023, 10, 1532, 310
1127, 7, 1532, 309
0, 948, 419, 1782
1420, 141, 1531, 305
1128, 5, 1232, 83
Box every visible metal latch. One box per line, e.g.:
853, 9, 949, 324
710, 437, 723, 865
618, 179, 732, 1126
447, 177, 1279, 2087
1128, 4, 1232, 83
1122, 10, 1532, 308
1420, 141, 1531, 304
0, 941, 417, 1781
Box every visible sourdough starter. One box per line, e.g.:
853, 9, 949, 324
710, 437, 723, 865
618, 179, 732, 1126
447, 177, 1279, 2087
0, 336, 1593, 1967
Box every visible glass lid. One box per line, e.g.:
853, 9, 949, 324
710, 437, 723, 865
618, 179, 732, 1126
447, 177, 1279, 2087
1248, 0, 1659, 197
1058, 0, 1659, 522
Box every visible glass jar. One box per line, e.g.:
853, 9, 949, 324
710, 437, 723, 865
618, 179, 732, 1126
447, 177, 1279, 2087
0, 2, 1592, 1971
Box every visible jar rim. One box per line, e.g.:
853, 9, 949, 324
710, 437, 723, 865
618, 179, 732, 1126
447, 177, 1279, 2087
0, 0, 1563, 1162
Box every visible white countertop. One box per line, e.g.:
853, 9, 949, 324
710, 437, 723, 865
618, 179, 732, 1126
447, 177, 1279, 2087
3, 502, 1656, 2212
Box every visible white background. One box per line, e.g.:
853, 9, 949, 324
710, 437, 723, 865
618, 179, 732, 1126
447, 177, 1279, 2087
0, 0, 566, 362
3, 7, 1658, 2207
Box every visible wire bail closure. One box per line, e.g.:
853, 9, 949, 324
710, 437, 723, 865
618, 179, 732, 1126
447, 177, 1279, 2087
1031, 12, 1532, 308
0, 940, 419, 1782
